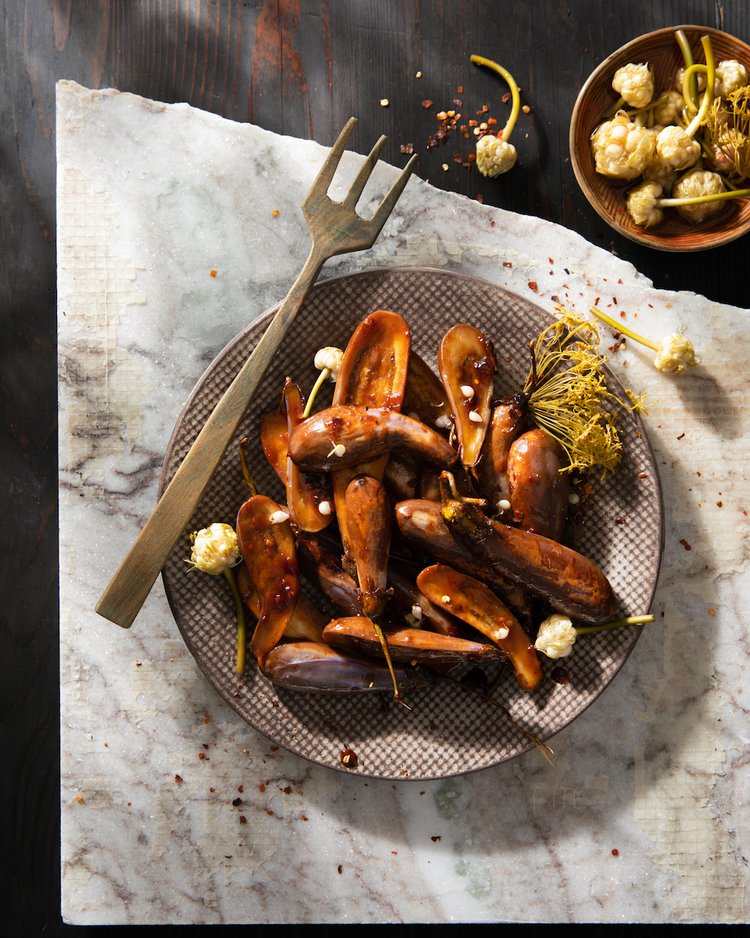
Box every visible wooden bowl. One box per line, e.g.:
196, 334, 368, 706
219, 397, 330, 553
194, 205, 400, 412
570, 25, 750, 251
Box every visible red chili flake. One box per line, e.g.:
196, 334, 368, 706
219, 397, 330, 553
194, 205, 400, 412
490, 219, 496, 227
594, 296, 600, 305
127, 802, 132, 807
612, 296, 618, 304
300, 814, 309, 821
209, 268, 218, 277
135, 662, 142, 667
487, 117, 497, 126
708, 608, 716, 616
468, 119, 478, 127
677, 433, 685, 440
475, 193, 484, 204
337, 864, 343, 873
614, 517, 626, 525
457, 84, 464, 93
467, 152, 476, 162
619, 310, 626, 318
174, 774, 183, 784
528, 281, 538, 292
550, 295, 559, 303
259, 782, 266, 792
198, 752, 208, 761
239, 815, 247, 825
340, 747, 358, 768
717, 501, 723, 508
282, 785, 292, 795
679, 538, 692, 551
638, 472, 648, 479
611, 848, 620, 857
421, 99, 433, 108
209, 787, 216, 793
232, 797, 242, 806
391, 850, 398, 855
238, 785, 244, 793
203, 714, 211, 724
696, 471, 702, 477
400, 143, 414, 155
501, 92, 510, 104
548, 257, 554, 265
264, 807, 275, 817
431, 835, 442, 842
270, 746, 279, 752
503, 261, 513, 268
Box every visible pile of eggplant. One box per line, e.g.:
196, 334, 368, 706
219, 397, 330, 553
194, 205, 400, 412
234, 310, 619, 698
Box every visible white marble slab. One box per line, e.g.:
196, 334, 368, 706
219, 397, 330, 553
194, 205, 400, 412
57, 80, 749, 925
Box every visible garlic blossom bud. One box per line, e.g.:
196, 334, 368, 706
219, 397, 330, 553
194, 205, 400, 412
626, 180, 664, 228
476, 134, 517, 176
314, 346, 344, 380
591, 112, 655, 180
655, 125, 700, 171
653, 333, 698, 374
534, 614, 577, 659
190, 523, 240, 575
715, 59, 749, 97
672, 169, 726, 223
652, 89, 684, 126
612, 63, 654, 108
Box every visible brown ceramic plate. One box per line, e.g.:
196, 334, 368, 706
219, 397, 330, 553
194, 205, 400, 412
570, 25, 750, 251
159, 267, 664, 780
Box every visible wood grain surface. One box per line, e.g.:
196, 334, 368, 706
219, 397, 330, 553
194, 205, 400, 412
2, 1, 747, 934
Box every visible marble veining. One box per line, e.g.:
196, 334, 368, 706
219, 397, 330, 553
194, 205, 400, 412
57, 81, 748, 924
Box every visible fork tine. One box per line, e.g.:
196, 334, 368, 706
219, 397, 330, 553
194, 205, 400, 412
369, 153, 419, 234
305, 117, 358, 202
343, 134, 387, 208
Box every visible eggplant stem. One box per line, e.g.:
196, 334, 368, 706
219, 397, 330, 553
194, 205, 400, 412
239, 438, 258, 495
223, 567, 247, 673
373, 621, 410, 708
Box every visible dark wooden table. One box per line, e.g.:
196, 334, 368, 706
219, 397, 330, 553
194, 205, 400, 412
3, 2, 747, 933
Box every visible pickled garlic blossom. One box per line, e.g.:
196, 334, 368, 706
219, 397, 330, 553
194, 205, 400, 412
672, 169, 726, 223
476, 134, 517, 176
652, 89, 684, 126
591, 111, 655, 179
655, 125, 701, 171
534, 614, 577, 659
626, 180, 664, 227
189, 523, 240, 575
653, 333, 699, 374
612, 63, 654, 108
714, 59, 749, 97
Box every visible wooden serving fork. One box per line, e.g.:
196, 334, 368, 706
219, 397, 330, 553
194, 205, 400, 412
96, 118, 417, 628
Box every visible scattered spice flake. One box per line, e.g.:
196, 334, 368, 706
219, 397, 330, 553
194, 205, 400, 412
239, 815, 247, 825
209, 268, 217, 277
264, 807, 275, 817
270, 746, 279, 752
717, 501, 723, 508
677, 433, 686, 441
340, 746, 358, 768
475, 193, 484, 204
457, 84, 464, 93
548, 257, 554, 265
74, 794, 85, 805
232, 797, 243, 807
611, 848, 620, 857
431, 835, 442, 842
203, 714, 211, 724
487, 117, 497, 126
708, 608, 716, 616
282, 785, 293, 795
271, 208, 280, 218
259, 782, 266, 792
135, 661, 142, 667
198, 752, 208, 761
421, 99, 433, 108
337, 864, 343, 874
638, 472, 648, 479
522, 104, 532, 114
619, 310, 626, 318
400, 143, 414, 155
391, 850, 398, 855
238, 785, 244, 793
679, 538, 692, 551
501, 92, 510, 104
174, 774, 183, 784
550, 294, 560, 303
502, 261, 513, 268
300, 814, 309, 821
209, 787, 216, 793
528, 281, 538, 292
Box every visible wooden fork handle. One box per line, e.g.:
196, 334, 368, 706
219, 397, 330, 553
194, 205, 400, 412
95, 245, 325, 628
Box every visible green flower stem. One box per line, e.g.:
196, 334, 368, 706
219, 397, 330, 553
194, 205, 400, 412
675, 28, 698, 111
575, 614, 654, 636
223, 566, 247, 674
685, 36, 715, 138
589, 305, 659, 352
658, 187, 750, 208
303, 367, 330, 417
470, 54, 521, 141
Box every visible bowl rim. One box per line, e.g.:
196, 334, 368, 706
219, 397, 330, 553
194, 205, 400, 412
569, 24, 750, 251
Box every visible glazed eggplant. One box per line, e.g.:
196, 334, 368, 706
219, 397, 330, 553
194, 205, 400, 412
344, 475, 392, 617
506, 428, 569, 541
477, 396, 526, 514
282, 378, 333, 532
288, 404, 457, 472
261, 641, 426, 694
438, 324, 497, 468
236, 494, 299, 664
402, 351, 452, 428
235, 564, 325, 643
322, 616, 505, 669
440, 473, 618, 624
416, 564, 542, 691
